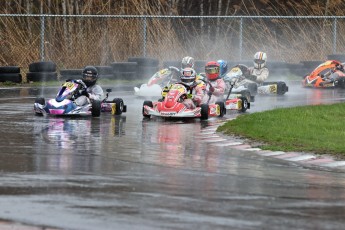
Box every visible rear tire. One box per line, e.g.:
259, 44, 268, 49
200, 104, 209, 120
91, 100, 101, 117
239, 96, 249, 113
143, 100, 153, 118
215, 101, 226, 117
34, 97, 45, 116
112, 98, 124, 115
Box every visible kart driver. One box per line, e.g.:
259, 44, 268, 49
202, 61, 226, 104
75, 66, 104, 107
179, 67, 204, 109
321, 62, 345, 84
217, 59, 228, 78
246, 51, 269, 84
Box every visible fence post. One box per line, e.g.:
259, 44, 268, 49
142, 17, 147, 57
239, 17, 243, 61
332, 18, 337, 54
40, 15, 45, 61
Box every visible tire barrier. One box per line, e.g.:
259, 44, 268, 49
128, 57, 159, 80
59, 69, 83, 81
27, 61, 57, 82
0, 66, 22, 83
111, 62, 138, 80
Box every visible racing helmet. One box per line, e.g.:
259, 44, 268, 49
205, 61, 220, 81
180, 67, 197, 87
181, 56, 195, 69
217, 59, 228, 77
253, 51, 267, 69
82, 66, 99, 87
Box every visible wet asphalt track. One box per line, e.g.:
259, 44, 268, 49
1, 83, 345, 229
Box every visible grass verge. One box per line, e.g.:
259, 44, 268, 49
217, 103, 345, 157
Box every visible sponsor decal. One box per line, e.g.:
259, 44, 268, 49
160, 111, 176, 116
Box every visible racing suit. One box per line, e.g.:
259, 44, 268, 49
247, 66, 269, 84
75, 84, 104, 107
182, 80, 205, 109
202, 78, 226, 104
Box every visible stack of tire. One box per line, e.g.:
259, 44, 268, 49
26, 61, 57, 82
128, 57, 159, 80
95, 66, 114, 80
0, 66, 22, 83
59, 69, 83, 81
110, 62, 138, 80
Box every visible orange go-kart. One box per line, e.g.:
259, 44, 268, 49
302, 60, 345, 88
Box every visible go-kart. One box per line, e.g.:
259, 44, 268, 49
134, 67, 180, 98
34, 79, 127, 117
302, 60, 345, 88
142, 82, 249, 120
224, 65, 288, 97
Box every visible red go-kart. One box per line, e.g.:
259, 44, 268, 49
142, 83, 249, 120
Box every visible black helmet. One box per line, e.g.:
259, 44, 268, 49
82, 66, 99, 87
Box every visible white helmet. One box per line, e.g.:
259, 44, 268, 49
180, 67, 197, 86
253, 51, 267, 69
181, 56, 195, 69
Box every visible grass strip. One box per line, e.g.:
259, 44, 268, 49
217, 103, 345, 156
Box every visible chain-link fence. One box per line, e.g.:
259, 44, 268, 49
0, 14, 345, 72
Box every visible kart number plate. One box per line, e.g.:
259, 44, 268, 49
160, 112, 176, 116
63, 82, 75, 90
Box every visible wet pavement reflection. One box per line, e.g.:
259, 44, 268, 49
0, 84, 345, 229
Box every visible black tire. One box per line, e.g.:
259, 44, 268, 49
111, 62, 138, 72
95, 66, 113, 75
337, 78, 345, 89
35, 97, 45, 105
239, 96, 249, 113
200, 104, 209, 120
34, 97, 45, 116
27, 72, 57, 82
163, 60, 180, 69
0, 66, 20, 73
143, 100, 153, 118
240, 90, 252, 102
112, 98, 124, 115
59, 69, 83, 76
91, 100, 101, 117
128, 57, 159, 67
116, 72, 136, 80
277, 81, 288, 95
0, 73, 22, 83
215, 101, 226, 117
29, 61, 56, 73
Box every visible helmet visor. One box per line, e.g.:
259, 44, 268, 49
254, 59, 265, 64
205, 66, 219, 74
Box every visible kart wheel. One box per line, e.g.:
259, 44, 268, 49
200, 104, 209, 120
35, 97, 45, 105
336, 78, 345, 89
276, 81, 288, 95
240, 90, 252, 102
34, 97, 45, 116
143, 100, 153, 118
112, 98, 124, 115
215, 101, 226, 117
91, 100, 101, 117
239, 96, 249, 113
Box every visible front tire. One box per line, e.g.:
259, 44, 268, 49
143, 100, 153, 118
200, 104, 209, 120
215, 101, 226, 117
112, 98, 124, 115
91, 100, 101, 117
239, 96, 249, 113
